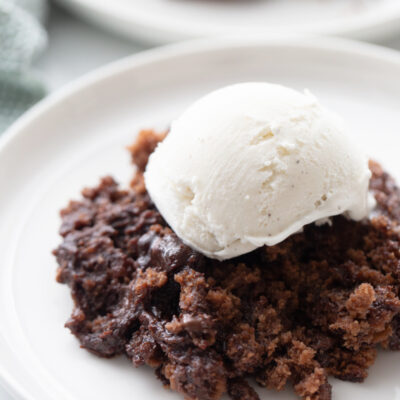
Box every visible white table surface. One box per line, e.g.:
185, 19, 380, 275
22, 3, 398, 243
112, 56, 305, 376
1, 2, 400, 399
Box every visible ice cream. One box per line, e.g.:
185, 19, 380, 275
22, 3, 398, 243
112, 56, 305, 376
144, 82, 372, 260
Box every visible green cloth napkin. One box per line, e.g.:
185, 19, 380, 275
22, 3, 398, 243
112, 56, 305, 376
0, 0, 47, 132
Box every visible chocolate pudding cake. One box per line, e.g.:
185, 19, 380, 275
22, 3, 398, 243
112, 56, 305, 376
54, 130, 400, 400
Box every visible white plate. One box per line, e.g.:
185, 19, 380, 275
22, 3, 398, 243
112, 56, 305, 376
54, 0, 400, 43
1, 37, 400, 400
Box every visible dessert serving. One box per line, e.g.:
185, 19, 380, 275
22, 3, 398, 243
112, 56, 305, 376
54, 83, 400, 400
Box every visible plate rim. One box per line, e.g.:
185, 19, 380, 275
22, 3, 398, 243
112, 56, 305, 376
3, 34, 400, 155
2, 35, 400, 400
54, 0, 400, 43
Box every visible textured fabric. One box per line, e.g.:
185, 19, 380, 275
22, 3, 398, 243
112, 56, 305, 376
0, 0, 47, 131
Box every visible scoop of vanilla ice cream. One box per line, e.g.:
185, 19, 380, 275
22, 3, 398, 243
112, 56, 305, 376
144, 82, 371, 260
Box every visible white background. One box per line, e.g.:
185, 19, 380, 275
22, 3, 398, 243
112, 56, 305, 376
36, 5, 400, 91
1, 3, 400, 399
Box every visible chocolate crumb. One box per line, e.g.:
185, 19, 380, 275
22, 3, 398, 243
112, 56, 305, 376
54, 130, 400, 400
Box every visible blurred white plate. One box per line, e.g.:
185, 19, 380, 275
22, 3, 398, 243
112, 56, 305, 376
54, 0, 400, 43
0, 37, 400, 400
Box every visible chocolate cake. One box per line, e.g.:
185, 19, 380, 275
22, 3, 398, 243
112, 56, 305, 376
54, 130, 400, 400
